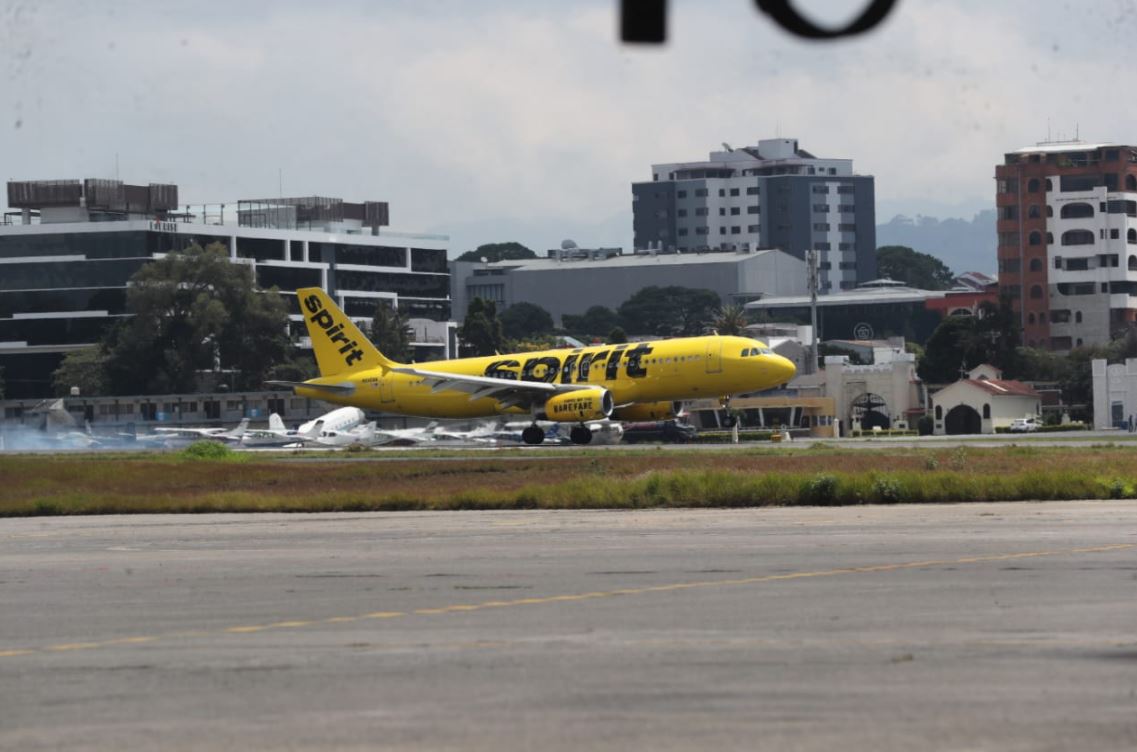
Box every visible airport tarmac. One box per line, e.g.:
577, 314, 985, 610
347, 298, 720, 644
2, 502, 1135, 751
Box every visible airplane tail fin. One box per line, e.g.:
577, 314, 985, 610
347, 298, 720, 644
227, 418, 250, 438
268, 413, 285, 432
295, 287, 397, 378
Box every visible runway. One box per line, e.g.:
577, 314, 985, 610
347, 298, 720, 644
2, 502, 1136, 750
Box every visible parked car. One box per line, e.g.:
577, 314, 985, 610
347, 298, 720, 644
621, 420, 698, 444
1009, 417, 1041, 433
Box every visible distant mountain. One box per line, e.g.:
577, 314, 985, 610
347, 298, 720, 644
876, 210, 996, 276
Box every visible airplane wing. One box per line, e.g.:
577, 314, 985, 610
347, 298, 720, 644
265, 380, 356, 396
390, 366, 597, 411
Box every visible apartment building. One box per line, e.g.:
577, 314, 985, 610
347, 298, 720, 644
631, 138, 877, 291
995, 142, 1137, 350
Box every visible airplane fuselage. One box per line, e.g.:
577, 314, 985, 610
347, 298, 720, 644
295, 335, 792, 419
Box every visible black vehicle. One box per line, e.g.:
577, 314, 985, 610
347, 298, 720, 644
621, 420, 698, 444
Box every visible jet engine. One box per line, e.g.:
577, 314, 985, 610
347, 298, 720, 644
541, 389, 614, 422
611, 401, 682, 422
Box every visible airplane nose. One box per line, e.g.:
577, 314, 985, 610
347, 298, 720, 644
774, 354, 796, 383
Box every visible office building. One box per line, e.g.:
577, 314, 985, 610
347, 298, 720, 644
450, 247, 806, 326
0, 179, 452, 398
995, 141, 1137, 351
632, 138, 877, 290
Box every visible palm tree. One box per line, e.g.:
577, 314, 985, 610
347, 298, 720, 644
713, 304, 748, 336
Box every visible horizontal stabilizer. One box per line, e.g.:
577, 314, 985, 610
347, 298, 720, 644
265, 380, 356, 396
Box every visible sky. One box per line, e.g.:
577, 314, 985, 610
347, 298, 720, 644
3, 0, 1137, 263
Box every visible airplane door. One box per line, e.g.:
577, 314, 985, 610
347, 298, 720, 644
705, 339, 722, 374
380, 379, 395, 404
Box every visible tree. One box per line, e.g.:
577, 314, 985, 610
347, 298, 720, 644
52, 347, 109, 397
618, 286, 721, 337
455, 242, 537, 263
562, 305, 621, 338
713, 304, 749, 336
102, 242, 291, 394
607, 326, 628, 344
369, 302, 411, 362
917, 316, 980, 383
875, 245, 955, 290
500, 302, 554, 341
459, 297, 505, 356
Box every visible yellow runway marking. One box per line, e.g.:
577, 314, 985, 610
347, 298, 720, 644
2, 543, 1131, 659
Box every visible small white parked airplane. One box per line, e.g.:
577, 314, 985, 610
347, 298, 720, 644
154, 418, 250, 443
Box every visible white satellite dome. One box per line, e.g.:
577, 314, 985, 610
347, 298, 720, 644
560, 239, 578, 250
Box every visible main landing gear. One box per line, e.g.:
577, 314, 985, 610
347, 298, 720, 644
569, 424, 593, 445
522, 424, 545, 445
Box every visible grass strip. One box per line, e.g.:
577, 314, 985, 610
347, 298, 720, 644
2, 459, 1134, 516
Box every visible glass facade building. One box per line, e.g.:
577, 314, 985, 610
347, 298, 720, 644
1, 182, 452, 398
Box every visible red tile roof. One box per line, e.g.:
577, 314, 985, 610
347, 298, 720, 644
967, 379, 1040, 398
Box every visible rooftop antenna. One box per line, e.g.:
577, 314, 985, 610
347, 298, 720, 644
114, 153, 119, 181
722, 142, 734, 152
278, 168, 283, 199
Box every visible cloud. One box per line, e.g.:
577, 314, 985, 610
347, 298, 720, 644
2, 0, 1135, 258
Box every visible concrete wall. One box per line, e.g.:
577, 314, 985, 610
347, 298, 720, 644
1092, 357, 1137, 429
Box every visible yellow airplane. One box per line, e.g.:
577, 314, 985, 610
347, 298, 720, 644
267, 287, 797, 445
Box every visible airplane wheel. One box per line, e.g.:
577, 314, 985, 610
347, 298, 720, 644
522, 425, 545, 445
570, 425, 593, 445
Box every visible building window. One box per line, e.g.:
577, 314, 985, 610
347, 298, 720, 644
838, 223, 856, 232
695, 208, 708, 216
1028, 205, 1040, 218
837, 205, 855, 213
695, 227, 708, 235
1029, 257, 1042, 272
729, 188, 739, 197
730, 207, 740, 216
1130, 230, 1137, 245
677, 190, 687, 198
998, 232, 1020, 247
1075, 311, 1083, 323
1065, 257, 1089, 271
746, 186, 760, 195
719, 227, 726, 235
1029, 285, 1043, 299
813, 223, 830, 231
999, 258, 1021, 273
1027, 312, 1035, 324
677, 228, 688, 236
1127, 174, 1137, 191
1060, 202, 1094, 219
812, 185, 828, 194
718, 189, 725, 197
1028, 231, 1041, 246
982, 404, 991, 419
1002, 206, 1018, 220
747, 224, 760, 233
677, 209, 687, 217
731, 226, 741, 235
1111, 228, 1121, 240
747, 206, 760, 214
836, 186, 855, 194
1061, 229, 1095, 246
838, 242, 852, 251
1027, 178, 1040, 192
695, 188, 708, 197
935, 405, 943, 420
719, 208, 726, 216
813, 204, 829, 212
